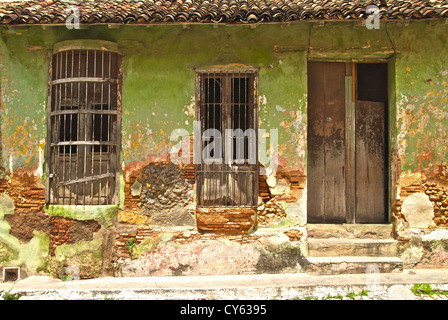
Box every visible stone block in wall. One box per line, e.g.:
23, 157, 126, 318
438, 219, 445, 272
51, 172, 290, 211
149, 206, 196, 227
423, 178, 448, 227
269, 178, 290, 196
401, 192, 435, 228
398, 235, 425, 266
139, 162, 193, 216
282, 199, 306, 227
130, 181, 142, 196
398, 229, 448, 268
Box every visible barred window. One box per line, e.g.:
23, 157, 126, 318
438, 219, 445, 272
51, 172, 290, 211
46, 47, 121, 205
196, 70, 258, 207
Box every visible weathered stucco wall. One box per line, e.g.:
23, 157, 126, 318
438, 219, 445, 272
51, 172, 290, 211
0, 20, 447, 278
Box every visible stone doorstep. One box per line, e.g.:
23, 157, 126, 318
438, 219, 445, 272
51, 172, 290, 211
306, 224, 394, 239
304, 224, 402, 275
307, 238, 399, 257
306, 256, 403, 275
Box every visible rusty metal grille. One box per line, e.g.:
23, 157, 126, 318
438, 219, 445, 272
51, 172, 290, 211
46, 49, 121, 205
196, 71, 258, 208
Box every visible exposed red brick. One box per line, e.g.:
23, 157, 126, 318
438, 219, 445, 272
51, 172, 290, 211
0, 173, 45, 212
196, 207, 256, 234
49, 216, 101, 255
123, 166, 145, 212
49, 216, 73, 255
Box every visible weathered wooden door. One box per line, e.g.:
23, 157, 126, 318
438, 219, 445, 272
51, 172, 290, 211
307, 62, 347, 223
307, 62, 387, 223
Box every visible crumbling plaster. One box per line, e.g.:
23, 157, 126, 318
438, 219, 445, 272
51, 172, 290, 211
0, 20, 447, 277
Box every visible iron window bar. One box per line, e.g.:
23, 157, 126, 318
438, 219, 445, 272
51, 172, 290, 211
47, 48, 121, 206
195, 70, 259, 208
52, 77, 118, 85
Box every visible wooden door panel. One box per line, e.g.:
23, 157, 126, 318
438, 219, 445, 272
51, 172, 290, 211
308, 63, 387, 224
307, 62, 326, 222
355, 100, 386, 223
323, 63, 346, 223
307, 62, 346, 223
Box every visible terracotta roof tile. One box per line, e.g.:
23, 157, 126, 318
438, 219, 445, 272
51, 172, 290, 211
0, 0, 447, 25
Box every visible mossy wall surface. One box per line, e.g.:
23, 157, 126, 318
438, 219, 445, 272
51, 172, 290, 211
0, 20, 448, 276
1, 21, 447, 178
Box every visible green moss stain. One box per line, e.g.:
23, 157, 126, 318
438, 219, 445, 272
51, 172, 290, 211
53, 230, 103, 278
17, 231, 50, 274
255, 243, 306, 273
0, 194, 15, 219
0, 194, 49, 274
131, 238, 158, 260
0, 225, 49, 274
54, 233, 102, 263
0, 194, 20, 264
45, 204, 118, 227
0, 240, 17, 263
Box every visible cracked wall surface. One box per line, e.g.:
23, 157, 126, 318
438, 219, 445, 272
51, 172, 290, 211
0, 20, 447, 278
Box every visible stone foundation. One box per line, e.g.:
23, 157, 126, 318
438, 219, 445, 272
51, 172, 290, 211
1, 160, 448, 279
115, 227, 306, 277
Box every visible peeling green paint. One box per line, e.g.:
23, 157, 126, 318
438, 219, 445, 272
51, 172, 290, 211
1, 21, 447, 178
0, 20, 446, 277
389, 22, 448, 176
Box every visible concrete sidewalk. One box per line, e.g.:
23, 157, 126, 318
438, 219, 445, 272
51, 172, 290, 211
1, 269, 447, 300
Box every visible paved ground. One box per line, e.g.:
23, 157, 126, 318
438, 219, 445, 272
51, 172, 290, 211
1, 268, 448, 300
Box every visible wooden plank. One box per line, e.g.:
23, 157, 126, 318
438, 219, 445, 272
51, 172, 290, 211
307, 62, 326, 223
355, 101, 386, 223
355, 102, 369, 223
345, 76, 355, 224
307, 62, 346, 223
322, 62, 346, 223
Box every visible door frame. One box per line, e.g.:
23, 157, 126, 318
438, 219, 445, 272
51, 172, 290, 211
194, 68, 259, 209
306, 60, 391, 224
